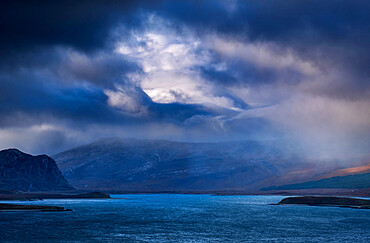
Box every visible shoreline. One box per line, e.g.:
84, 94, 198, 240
0, 203, 72, 212
1, 189, 369, 201
0, 191, 111, 201
99, 188, 370, 197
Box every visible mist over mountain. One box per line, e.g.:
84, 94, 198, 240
0, 149, 74, 192
0, 1, 369, 161
54, 138, 343, 192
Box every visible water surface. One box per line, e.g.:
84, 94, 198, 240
1, 194, 370, 242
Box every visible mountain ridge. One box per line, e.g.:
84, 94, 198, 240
54, 137, 329, 192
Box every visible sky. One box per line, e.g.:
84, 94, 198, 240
0, 0, 369, 161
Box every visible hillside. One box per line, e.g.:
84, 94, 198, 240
0, 149, 74, 192
318, 164, 370, 179
54, 138, 322, 192
262, 172, 370, 191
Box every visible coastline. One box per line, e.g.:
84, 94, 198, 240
275, 196, 370, 209
92, 188, 370, 198
0, 191, 111, 201
1, 189, 369, 202
0, 203, 72, 212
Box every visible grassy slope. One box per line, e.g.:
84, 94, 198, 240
262, 173, 370, 191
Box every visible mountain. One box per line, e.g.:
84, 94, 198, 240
0, 149, 74, 192
54, 138, 322, 192
261, 172, 370, 191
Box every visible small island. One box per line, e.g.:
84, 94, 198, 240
276, 196, 370, 209
0, 191, 111, 201
0, 203, 72, 212
0, 192, 110, 212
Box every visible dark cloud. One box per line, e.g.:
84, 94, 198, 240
159, 0, 370, 91
0, 71, 112, 127
3, 0, 369, 81
0, 68, 215, 128
0, 0, 161, 54
159, 0, 369, 47
56, 51, 140, 88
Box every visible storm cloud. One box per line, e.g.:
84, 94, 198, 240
0, 0, 369, 162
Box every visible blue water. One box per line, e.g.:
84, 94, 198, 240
1, 195, 370, 242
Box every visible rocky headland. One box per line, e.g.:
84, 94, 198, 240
0, 149, 74, 192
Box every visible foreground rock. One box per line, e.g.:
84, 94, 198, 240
277, 196, 370, 209
0, 203, 72, 212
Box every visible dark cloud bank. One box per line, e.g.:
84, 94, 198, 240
0, 0, 369, 163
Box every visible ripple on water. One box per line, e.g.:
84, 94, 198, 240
1, 195, 369, 242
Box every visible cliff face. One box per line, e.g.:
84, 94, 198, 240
0, 149, 74, 192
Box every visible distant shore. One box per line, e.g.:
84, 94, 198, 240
0, 191, 110, 212
0, 191, 111, 201
95, 188, 370, 197
0, 203, 72, 212
1, 189, 369, 201
275, 196, 370, 209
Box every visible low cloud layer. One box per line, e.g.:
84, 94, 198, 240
0, 1, 369, 163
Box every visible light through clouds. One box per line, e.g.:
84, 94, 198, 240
0, 1, 369, 162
